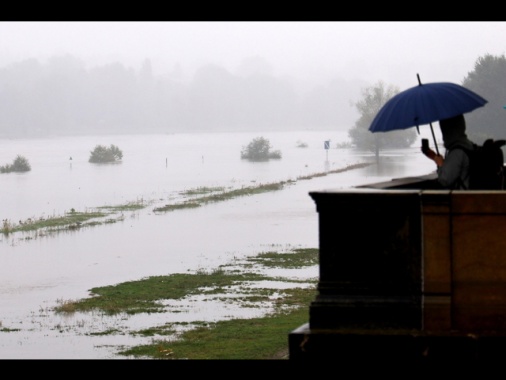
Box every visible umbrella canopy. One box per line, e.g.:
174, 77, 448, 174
369, 74, 488, 154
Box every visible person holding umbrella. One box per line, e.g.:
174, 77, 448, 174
421, 114, 476, 190
368, 74, 490, 189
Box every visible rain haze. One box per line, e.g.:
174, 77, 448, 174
1, 21, 505, 101
0, 21, 505, 359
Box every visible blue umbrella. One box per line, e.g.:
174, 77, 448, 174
369, 74, 488, 155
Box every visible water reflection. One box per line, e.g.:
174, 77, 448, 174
0, 130, 435, 358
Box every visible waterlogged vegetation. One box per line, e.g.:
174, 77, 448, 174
0, 155, 31, 173
154, 162, 371, 213
0, 161, 373, 358
1, 162, 371, 239
53, 247, 319, 359
240, 136, 282, 161
296, 140, 308, 148
1, 210, 107, 235
88, 144, 123, 163
121, 288, 315, 360
1, 201, 147, 237
153, 182, 288, 212
182, 186, 226, 195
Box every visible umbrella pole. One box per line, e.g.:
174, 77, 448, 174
429, 122, 440, 156
419, 74, 440, 155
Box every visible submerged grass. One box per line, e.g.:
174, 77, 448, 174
1, 210, 107, 235
153, 162, 372, 213
97, 200, 148, 212
6, 163, 374, 357
153, 181, 291, 213
57, 270, 270, 315
122, 287, 315, 360
181, 186, 226, 196
1, 162, 371, 236
1, 201, 147, 236
54, 247, 319, 359
246, 248, 319, 268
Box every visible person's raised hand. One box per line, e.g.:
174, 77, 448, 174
433, 154, 444, 167
422, 147, 436, 159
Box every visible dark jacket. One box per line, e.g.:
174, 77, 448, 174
436, 114, 475, 189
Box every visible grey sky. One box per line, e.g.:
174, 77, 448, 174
0, 21, 505, 90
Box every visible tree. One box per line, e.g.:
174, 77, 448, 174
89, 144, 123, 163
348, 81, 417, 152
240, 137, 281, 161
462, 54, 506, 144
0, 155, 31, 173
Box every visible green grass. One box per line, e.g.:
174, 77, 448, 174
181, 186, 226, 196
56, 270, 270, 315
120, 287, 315, 360
1, 162, 372, 235
154, 163, 371, 212
96, 200, 148, 212
153, 182, 291, 213
1, 201, 147, 236
246, 249, 319, 268
1, 210, 107, 234
3, 162, 374, 358
53, 247, 319, 359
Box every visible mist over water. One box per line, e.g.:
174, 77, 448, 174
0, 21, 499, 358
1, 130, 357, 221
0, 130, 435, 359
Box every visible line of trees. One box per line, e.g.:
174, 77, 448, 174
3, 52, 504, 147
462, 54, 506, 144
0, 55, 362, 138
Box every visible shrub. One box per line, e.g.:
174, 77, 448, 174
240, 137, 282, 161
0, 155, 31, 173
89, 144, 123, 163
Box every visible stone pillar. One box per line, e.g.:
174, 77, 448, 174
308, 189, 423, 330
289, 184, 506, 362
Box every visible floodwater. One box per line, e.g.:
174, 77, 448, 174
0, 130, 435, 359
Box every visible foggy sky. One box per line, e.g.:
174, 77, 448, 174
1, 21, 505, 90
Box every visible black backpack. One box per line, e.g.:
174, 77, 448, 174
454, 139, 506, 190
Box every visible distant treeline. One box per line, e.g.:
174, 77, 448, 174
0, 55, 363, 137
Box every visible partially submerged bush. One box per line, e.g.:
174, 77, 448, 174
89, 144, 123, 163
240, 137, 282, 161
1, 219, 13, 234
0, 155, 31, 173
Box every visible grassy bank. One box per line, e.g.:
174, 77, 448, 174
54, 247, 319, 359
